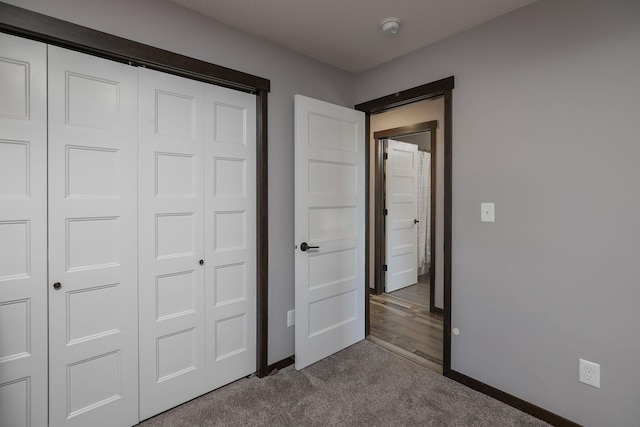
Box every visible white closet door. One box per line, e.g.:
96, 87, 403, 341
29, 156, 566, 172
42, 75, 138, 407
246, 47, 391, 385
0, 33, 48, 427
138, 68, 206, 420
48, 46, 139, 427
205, 85, 256, 389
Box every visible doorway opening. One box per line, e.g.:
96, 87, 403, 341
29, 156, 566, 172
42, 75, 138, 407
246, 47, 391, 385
373, 121, 438, 304
355, 76, 454, 375
371, 113, 442, 372
371, 119, 442, 371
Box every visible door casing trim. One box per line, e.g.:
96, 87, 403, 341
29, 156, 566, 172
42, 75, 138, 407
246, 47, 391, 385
355, 76, 453, 374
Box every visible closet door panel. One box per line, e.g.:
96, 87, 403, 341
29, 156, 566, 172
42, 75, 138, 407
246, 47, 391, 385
0, 33, 47, 427
138, 68, 206, 420
205, 86, 256, 388
48, 46, 139, 427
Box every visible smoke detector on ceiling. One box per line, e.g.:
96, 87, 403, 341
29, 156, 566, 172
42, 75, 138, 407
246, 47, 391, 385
381, 17, 401, 35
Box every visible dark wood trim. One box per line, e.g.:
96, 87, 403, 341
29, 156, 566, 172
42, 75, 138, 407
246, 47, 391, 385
364, 114, 371, 336
442, 89, 453, 376
0, 2, 271, 379
446, 371, 582, 427
431, 306, 444, 316
256, 90, 269, 377
0, 2, 270, 93
266, 356, 295, 375
428, 125, 438, 315
356, 77, 453, 377
373, 132, 385, 295
365, 286, 371, 334
355, 77, 454, 114
373, 121, 437, 140
372, 121, 437, 298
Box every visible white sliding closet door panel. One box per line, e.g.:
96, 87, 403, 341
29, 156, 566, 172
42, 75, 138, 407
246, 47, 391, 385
138, 68, 206, 420
205, 86, 256, 389
0, 33, 48, 427
48, 46, 139, 427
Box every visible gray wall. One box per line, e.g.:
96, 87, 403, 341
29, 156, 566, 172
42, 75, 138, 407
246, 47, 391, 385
356, 0, 640, 425
5, 0, 355, 365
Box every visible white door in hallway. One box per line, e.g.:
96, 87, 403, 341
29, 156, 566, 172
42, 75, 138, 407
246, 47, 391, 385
48, 46, 139, 427
0, 33, 48, 427
138, 68, 207, 420
385, 139, 418, 292
294, 95, 365, 370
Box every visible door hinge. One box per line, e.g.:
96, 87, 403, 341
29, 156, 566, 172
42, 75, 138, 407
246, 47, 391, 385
383, 153, 388, 160
384, 208, 388, 216
383, 264, 388, 272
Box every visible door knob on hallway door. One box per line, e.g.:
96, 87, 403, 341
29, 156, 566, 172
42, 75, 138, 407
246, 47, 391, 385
53, 282, 61, 290
300, 242, 319, 252
414, 219, 420, 224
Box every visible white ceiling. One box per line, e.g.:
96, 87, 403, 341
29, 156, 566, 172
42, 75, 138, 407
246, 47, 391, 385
168, 0, 538, 73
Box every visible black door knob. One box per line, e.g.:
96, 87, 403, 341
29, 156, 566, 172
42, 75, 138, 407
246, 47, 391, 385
300, 242, 319, 252
53, 282, 62, 290
414, 219, 420, 224
199, 259, 204, 265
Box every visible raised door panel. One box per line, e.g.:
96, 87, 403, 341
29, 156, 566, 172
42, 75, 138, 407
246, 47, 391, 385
205, 86, 256, 388
138, 68, 206, 421
48, 46, 138, 427
0, 33, 48, 427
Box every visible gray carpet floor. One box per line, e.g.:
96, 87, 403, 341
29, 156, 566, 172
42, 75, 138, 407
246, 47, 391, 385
139, 340, 551, 426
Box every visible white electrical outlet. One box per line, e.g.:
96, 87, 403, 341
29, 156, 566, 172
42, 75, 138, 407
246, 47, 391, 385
287, 309, 295, 327
579, 359, 600, 388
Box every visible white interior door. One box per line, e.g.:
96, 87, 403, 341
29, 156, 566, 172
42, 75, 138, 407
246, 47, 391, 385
48, 46, 139, 427
294, 95, 365, 370
385, 139, 418, 293
138, 68, 206, 420
0, 33, 48, 427
204, 85, 256, 389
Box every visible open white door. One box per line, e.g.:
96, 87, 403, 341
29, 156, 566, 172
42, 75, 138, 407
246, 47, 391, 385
385, 139, 419, 293
294, 95, 365, 370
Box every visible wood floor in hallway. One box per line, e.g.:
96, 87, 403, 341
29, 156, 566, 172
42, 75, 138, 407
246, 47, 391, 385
368, 275, 443, 373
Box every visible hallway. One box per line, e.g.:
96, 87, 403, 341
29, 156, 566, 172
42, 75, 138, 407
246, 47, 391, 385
368, 275, 443, 373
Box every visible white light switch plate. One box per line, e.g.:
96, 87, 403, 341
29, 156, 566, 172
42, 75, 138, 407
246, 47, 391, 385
481, 203, 495, 222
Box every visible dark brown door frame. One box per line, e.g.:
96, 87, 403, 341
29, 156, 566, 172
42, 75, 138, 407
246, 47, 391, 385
0, 2, 272, 378
372, 121, 438, 316
355, 76, 454, 375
